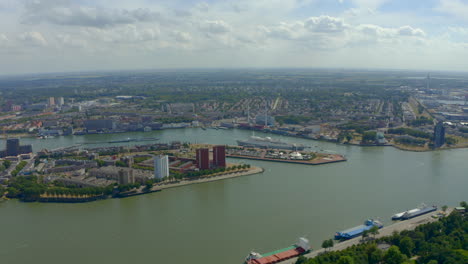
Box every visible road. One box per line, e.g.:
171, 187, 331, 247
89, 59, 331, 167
278, 209, 450, 264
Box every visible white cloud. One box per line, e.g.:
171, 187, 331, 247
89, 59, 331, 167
397, 26, 425, 37
18, 31, 48, 46
200, 20, 231, 34
172, 31, 191, 43
305, 16, 347, 33
22, 1, 162, 28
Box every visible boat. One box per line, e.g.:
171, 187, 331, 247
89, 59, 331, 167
37, 135, 55, 139
401, 205, 437, 220
392, 204, 437, 220
392, 208, 420, 220
245, 237, 311, 264
335, 219, 383, 240
237, 136, 305, 150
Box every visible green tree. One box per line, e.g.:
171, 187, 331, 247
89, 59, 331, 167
366, 244, 383, 264
6, 187, 20, 198
96, 159, 106, 167
442, 205, 448, 212
144, 180, 153, 192
399, 237, 415, 257
383, 246, 407, 264
369, 226, 380, 239
295, 255, 307, 264
337, 256, 355, 264
362, 229, 370, 241
460, 201, 467, 208
321, 239, 333, 251
3, 160, 11, 169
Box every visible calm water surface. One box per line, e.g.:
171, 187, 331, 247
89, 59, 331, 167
0, 128, 466, 264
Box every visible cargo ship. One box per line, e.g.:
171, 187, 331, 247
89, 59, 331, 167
335, 219, 383, 240
244, 237, 311, 264
237, 136, 305, 150
392, 204, 437, 220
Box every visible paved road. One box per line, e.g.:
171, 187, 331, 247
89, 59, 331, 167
278, 209, 450, 264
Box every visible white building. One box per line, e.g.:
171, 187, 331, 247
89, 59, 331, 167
154, 155, 169, 179
57, 97, 65, 106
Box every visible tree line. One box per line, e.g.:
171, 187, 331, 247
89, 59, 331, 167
296, 204, 467, 264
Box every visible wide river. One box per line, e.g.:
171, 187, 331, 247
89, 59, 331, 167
0, 128, 466, 264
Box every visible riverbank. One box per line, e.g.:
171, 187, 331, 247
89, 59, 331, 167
278, 208, 452, 264
152, 166, 264, 191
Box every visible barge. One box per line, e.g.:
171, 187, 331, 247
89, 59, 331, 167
335, 219, 383, 240
245, 237, 310, 264
400, 205, 437, 220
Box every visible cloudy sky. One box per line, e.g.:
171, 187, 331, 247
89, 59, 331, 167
1, 0, 468, 74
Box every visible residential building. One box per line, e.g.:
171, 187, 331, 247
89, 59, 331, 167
154, 155, 169, 179
213, 145, 226, 168
48, 97, 55, 106
57, 97, 65, 106
434, 121, 445, 148
196, 148, 210, 170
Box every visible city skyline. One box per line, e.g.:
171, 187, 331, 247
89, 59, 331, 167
2, 0, 468, 75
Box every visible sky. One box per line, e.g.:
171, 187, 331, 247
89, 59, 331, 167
1, 0, 468, 75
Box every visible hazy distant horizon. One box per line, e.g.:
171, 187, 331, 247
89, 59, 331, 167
2, 1, 468, 75
3, 66, 468, 79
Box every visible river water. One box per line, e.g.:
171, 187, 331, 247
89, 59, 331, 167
0, 128, 466, 264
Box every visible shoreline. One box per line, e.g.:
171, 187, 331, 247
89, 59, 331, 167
2, 127, 468, 153
277, 208, 453, 264
152, 166, 264, 191
0, 167, 265, 203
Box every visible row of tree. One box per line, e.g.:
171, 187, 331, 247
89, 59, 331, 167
11, 161, 27, 177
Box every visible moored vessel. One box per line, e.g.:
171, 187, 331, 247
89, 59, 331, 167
237, 136, 305, 150
335, 219, 383, 240
392, 204, 437, 220
245, 237, 311, 264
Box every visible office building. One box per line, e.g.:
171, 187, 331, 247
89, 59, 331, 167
6, 138, 19, 156
213, 145, 226, 168
154, 155, 169, 179
0, 138, 33, 158
196, 148, 210, 170
434, 122, 445, 148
